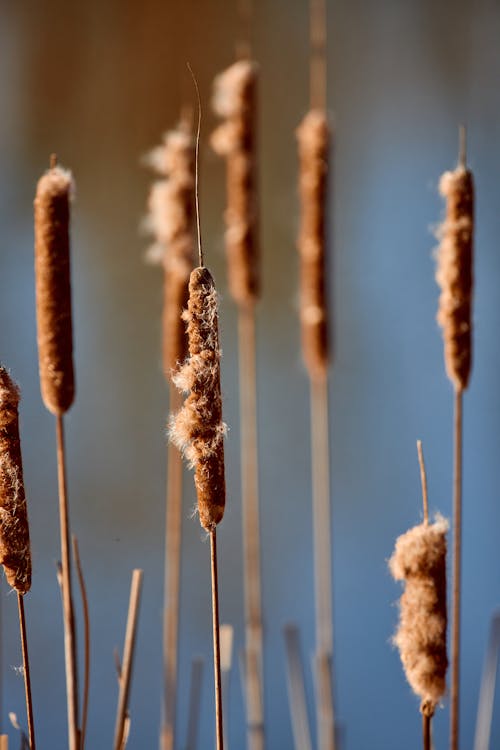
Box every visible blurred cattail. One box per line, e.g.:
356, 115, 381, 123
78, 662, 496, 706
0, 368, 31, 594
145, 125, 195, 375
389, 515, 448, 717
435, 161, 474, 392
211, 60, 259, 307
170, 267, 226, 530
297, 108, 330, 381
34, 161, 75, 415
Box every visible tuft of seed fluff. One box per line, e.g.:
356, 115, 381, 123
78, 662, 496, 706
144, 125, 195, 375
296, 109, 330, 381
0, 368, 31, 594
389, 515, 448, 717
34, 163, 75, 414
211, 60, 259, 308
435, 164, 474, 392
169, 267, 226, 530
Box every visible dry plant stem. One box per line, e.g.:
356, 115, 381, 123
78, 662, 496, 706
417, 441, 429, 525
72, 536, 90, 750
283, 624, 313, 750
423, 713, 431, 750
238, 305, 265, 750
311, 376, 336, 750
210, 529, 224, 750
17, 594, 35, 750
474, 612, 500, 750
185, 658, 204, 750
161, 384, 184, 750
113, 569, 143, 750
55, 415, 79, 750
310, 0, 327, 111
0, 736, 7, 750
450, 389, 463, 750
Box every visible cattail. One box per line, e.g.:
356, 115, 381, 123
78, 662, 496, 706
34, 161, 75, 414
389, 515, 448, 717
145, 125, 195, 374
170, 267, 226, 530
0, 368, 31, 594
435, 162, 474, 392
211, 60, 259, 307
297, 108, 330, 381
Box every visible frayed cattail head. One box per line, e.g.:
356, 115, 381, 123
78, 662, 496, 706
34, 161, 75, 414
170, 267, 226, 530
0, 369, 31, 594
389, 516, 448, 716
297, 109, 330, 381
435, 162, 474, 392
211, 60, 259, 307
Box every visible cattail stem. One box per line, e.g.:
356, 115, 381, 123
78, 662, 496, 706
162, 385, 184, 750
72, 536, 90, 750
283, 624, 313, 750
17, 594, 35, 750
417, 441, 429, 525
238, 305, 265, 750
113, 569, 143, 750
450, 389, 463, 750
55, 415, 79, 750
210, 529, 224, 750
310, 0, 327, 111
423, 712, 431, 750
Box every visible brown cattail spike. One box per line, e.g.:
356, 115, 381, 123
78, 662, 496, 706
145, 125, 195, 375
212, 60, 259, 307
297, 109, 330, 381
0, 368, 31, 594
435, 148, 474, 392
170, 267, 226, 530
389, 516, 448, 716
34, 162, 75, 414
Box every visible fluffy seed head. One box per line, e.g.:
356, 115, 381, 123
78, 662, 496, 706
34, 163, 75, 414
0, 368, 31, 594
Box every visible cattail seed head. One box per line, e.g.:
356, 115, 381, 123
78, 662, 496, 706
389, 516, 448, 716
297, 109, 330, 381
170, 267, 226, 530
34, 163, 75, 414
211, 60, 259, 307
145, 126, 195, 375
0, 368, 31, 594
435, 164, 474, 392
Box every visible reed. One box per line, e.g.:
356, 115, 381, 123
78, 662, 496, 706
435, 129, 474, 750
0, 368, 35, 749
34, 156, 79, 750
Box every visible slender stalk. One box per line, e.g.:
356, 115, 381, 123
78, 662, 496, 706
17, 595, 35, 750
417, 440, 429, 525
72, 536, 90, 750
310, 377, 335, 750
450, 389, 463, 750
0, 736, 7, 749
423, 713, 431, 750
113, 569, 143, 750
55, 414, 79, 750
238, 305, 265, 750
210, 529, 224, 750
283, 624, 313, 750
220, 625, 234, 750
474, 612, 500, 750
310, 0, 327, 111
161, 384, 184, 750
185, 658, 204, 750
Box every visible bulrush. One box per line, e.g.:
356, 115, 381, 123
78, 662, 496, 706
211, 60, 259, 307
170, 266, 226, 530
297, 108, 330, 381
34, 160, 75, 414
0, 368, 31, 594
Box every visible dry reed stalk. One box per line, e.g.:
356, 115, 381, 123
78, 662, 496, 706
145, 121, 195, 750
113, 569, 143, 750
0, 735, 7, 749
435, 131, 474, 750
34, 157, 79, 750
474, 612, 500, 750
283, 624, 313, 750
0, 369, 35, 750
212, 59, 264, 750
220, 625, 234, 750
389, 444, 448, 750
72, 536, 90, 750
185, 658, 204, 750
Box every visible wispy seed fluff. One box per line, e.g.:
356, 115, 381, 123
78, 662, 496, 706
170, 267, 226, 530
389, 516, 448, 716
297, 109, 330, 381
34, 163, 75, 415
211, 60, 259, 307
0, 368, 31, 594
435, 164, 474, 392
145, 125, 195, 375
